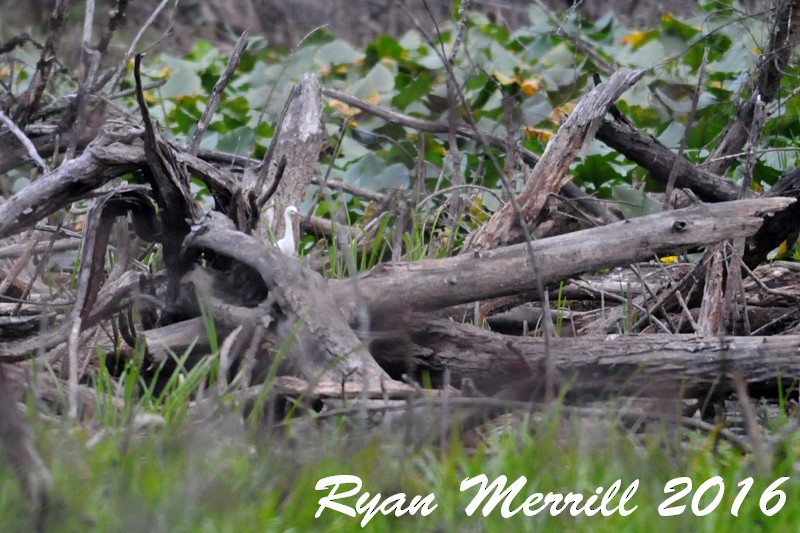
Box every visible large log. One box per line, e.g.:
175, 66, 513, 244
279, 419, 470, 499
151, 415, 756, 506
331, 197, 795, 321
370, 315, 800, 399
182, 214, 391, 385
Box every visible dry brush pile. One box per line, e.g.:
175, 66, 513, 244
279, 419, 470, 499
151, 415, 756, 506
3, 0, 800, 510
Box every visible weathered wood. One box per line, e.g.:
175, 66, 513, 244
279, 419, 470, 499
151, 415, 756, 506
0, 271, 145, 361
595, 119, 742, 201
0, 120, 143, 240
182, 214, 391, 385
370, 315, 800, 398
463, 68, 645, 252
705, 0, 800, 176
245, 75, 328, 241
331, 197, 794, 321
697, 244, 724, 336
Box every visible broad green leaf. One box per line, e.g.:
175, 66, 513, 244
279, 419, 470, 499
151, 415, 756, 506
612, 184, 663, 218
158, 63, 203, 99
392, 72, 433, 110
349, 62, 395, 99
315, 39, 364, 66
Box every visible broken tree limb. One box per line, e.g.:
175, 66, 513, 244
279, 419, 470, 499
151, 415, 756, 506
370, 315, 800, 399
182, 213, 391, 385
331, 197, 795, 321
595, 118, 742, 201
463, 68, 645, 252
743, 165, 800, 267
705, 0, 800, 176
0, 120, 144, 240
258, 74, 328, 243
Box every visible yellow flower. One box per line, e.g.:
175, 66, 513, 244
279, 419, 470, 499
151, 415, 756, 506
363, 92, 381, 105
519, 78, 542, 97
158, 67, 172, 78
143, 90, 157, 103
522, 127, 552, 142
659, 256, 679, 264
549, 103, 574, 124
622, 31, 647, 48
335, 64, 348, 74
328, 98, 360, 117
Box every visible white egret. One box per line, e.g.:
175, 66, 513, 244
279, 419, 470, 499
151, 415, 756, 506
276, 205, 299, 256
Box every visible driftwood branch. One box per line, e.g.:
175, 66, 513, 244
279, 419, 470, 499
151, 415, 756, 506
371, 315, 800, 399
331, 197, 794, 320
0, 120, 143, 240
596, 118, 742, 201
182, 213, 391, 385
463, 68, 645, 251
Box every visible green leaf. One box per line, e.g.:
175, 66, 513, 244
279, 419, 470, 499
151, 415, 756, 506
611, 184, 663, 219
392, 72, 433, 110
365, 34, 405, 62
159, 63, 203, 99
315, 39, 364, 66
349, 62, 395, 99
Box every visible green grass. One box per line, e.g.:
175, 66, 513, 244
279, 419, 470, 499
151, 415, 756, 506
4, 390, 800, 532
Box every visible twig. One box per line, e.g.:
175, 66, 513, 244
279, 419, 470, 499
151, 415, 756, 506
0, 32, 31, 55
0, 110, 49, 172
305, 119, 348, 225
740, 94, 766, 199
663, 47, 709, 210
254, 86, 297, 206
705, 0, 800, 175
741, 261, 800, 311
95, 0, 130, 60
417, 183, 503, 207
106, 0, 171, 92
732, 375, 769, 474
66, 47, 102, 161
0, 234, 39, 297
82, 0, 96, 52
532, 0, 616, 75
324, 87, 548, 172
17, 0, 69, 125
218, 326, 242, 396
189, 32, 250, 156
68, 317, 82, 420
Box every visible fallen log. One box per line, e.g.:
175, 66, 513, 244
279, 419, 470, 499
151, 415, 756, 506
181, 213, 391, 385
370, 315, 800, 400
331, 197, 795, 321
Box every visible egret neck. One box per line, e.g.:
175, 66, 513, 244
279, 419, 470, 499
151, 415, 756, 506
277, 205, 298, 256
